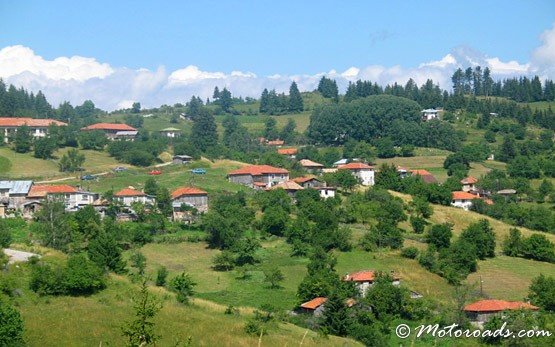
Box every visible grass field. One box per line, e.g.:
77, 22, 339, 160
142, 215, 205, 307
467, 256, 555, 301
527, 101, 555, 111
0, 147, 122, 179
9, 261, 358, 346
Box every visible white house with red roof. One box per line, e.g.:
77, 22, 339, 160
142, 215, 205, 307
338, 162, 375, 186
171, 187, 208, 220
227, 165, 289, 189
461, 176, 478, 192
27, 184, 98, 211
464, 299, 539, 323
114, 187, 155, 206
0, 117, 67, 143
343, 270, 400, 296
451, 191, 480, 210
81, 123, 138, 140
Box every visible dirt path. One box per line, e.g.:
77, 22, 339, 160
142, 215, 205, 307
3, 248, 40, 264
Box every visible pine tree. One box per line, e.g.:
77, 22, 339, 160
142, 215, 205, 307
122, 279, 162, 346
482, 67, 493, 96
288, 81, 303, 112
259, 88, 269, 113
190, 108, 217, 151
219, 88, 232, 113
212, 86, 220, 100
14, 125, 32, 153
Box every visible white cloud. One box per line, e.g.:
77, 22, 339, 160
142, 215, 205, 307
1, 23, 555, 111
0, 45, 113, 82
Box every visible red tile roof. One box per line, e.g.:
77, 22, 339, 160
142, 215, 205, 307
81, 123, 137, 131
268, 181, 304, 191
114, 187, 146, 197
452, 191, 480, 200
0, 117, 67, 127
28, 184, 78, 198
299, 159, 324, 168
277, 148, 298, 155
292, 175, 319, 184
410, 169, 438, 184
228, 165, 288, 176
300, 297, 327, 310
343, 270, 400, 282
464, 300, 539, 313
338, 162, 374, 170
171, 187, 207, 199
461, 176, 478, 184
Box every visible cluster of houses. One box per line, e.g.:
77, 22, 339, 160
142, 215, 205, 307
0, 117, 184, 143
0, 180, 208, 222
451, 176, 494, 210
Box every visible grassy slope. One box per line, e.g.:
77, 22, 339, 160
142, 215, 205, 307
11, 264, 357, 346
0, 147, 122, 179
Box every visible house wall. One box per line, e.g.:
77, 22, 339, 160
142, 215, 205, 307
229, 174, 254, 186
173, 195, 208, 213
118, 195, 154, 206
2, 126, 50, 143
319, 188, 335, 199
462, 184, 475, 192
452, 199, 473, 210
352, 169, 374, 186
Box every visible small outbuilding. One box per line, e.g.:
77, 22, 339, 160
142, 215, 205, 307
173, 155, 193, 164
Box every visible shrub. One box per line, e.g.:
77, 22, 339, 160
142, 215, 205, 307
401, 247, 419, 259
169, 272, 196, 304
155, 266, 168, 287
29, 263, 67, 296
64, 254, 106, 295
0, 298, 24, 346
0, 221, 12, 248
212, 251, 236, 271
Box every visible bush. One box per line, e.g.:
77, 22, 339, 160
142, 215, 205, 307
212, 251, 236, 271
0, 221, 12, 248
155, 266, 168, 287
0, 298, 24, 346
169, 272, 196, 304
64, 254, 106, 295
29, 263, 67, 296
401, 247, 419, 259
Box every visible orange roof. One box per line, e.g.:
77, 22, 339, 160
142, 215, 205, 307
299, 159, 324, 167
28, 184, 78, 198
484, 199, 494, 205
292, 175, 319, 184
464, 300, 539, 313
277, 148, 298, 155
338, 162, 374, 170
171, 187, 207, 199
267, 140, 284, 146
114, 187, 146, 197
461, 176, 478, 184
268, 180, 304, 191
228, 165, 288, 176
300, 297, 327, 310
410, 169, 438, 183
81, 123, 137, 131
452, 191, 480, 200
0, 117, 67, 127
343, 270, 400, 282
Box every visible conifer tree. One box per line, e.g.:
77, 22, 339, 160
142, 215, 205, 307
288, 81, 303, 112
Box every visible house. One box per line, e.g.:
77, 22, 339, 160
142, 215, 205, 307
333, 158, 349, 167
464, 300, 539, 323
0, 180, 33, 216
421, 109, 439, 121
267, 180, 304, 197
299, 159, 324, 173
410, 169, 438, 184
451, 191, 480, 210
497, 189, 517, 196
81, 123, 138, 140
292, 176, 324, 189
316, 186, 336, 199
171, 187, 208, 221
277, 148, 297, 159
338, 162, 375, 186
228, 165, 289, 189
114, 187, 155, 207
461, 176, 478, 192
159, 127, 181, 138
397, 166, 410, 178
172, 155, 193, 164
299, 297, 327, 316
0, 118, 67, 143
27, 184, 98, 211
266, 139, 284, 146
343, 270, 400, 297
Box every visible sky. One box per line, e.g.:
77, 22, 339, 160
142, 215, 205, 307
0, 0, 554, 110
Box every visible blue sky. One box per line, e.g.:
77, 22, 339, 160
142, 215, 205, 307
2, 0, 554, 74
0, 1, 554, 109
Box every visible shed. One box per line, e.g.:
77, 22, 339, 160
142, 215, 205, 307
173, 155, 193, 164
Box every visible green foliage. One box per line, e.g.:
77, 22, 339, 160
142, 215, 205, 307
79, 130, 108, 150
528, 274, 555, 312
121, 279, 162, 347
87, 231, 126, 274
13, 125, 32, 153
502, 228, 524, 257
169, 272, 196, 304
59, 148, 85, 172
29, 262, 68, 296
521, 234, 555, 263
459, 219, 496, 259
190, 108, 218, 152
130, 251, 147, 276
317, 76, 338, 100
33, 136, 57, 159
410, 216, 427, 234
322, 169, 358, 190
260, 207, 289, 236
31, 200, 76, 251
125, 114, 144, 128
0, 298, 24, 346
374, 163, 402, 191
0, 220, 12, 248
212, 251, 236, 271
288, 82, 304, 112
263, 267, 285, 289
360, 222, 404, 250
321, 289, 352, 336
375, 137, 396, 158
155, 266, 168, 287
64, 253, 106, 295
400, 246, 419, 259
426, 223, 452, 249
